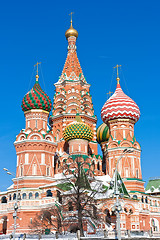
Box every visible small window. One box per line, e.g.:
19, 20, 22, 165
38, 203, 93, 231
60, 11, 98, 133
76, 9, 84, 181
46, 190, 52, 197
9, 194, 12, 201
145, 196, 148, 203
18, 193, 21, 200
133, 195, 137, 200
1, 196, 7, 203
155, 200, 157, 207
13, 193, 16, 200
29, 193, 33, 199
35, 192, 39, 199
22, 193, 27, 199
141, 196, 144, 203
124, 208, 128, 213
30, 218, 32, 224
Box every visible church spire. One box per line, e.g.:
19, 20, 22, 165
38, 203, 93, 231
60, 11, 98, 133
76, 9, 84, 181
34, 62, 41, 82
56, 15, 85, 83
113, 64, 121, 85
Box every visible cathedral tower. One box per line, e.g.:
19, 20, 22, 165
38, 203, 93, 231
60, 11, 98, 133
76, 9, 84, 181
14, 71, 56, 189
50, 18, 98, 157
100, 66, 145, 192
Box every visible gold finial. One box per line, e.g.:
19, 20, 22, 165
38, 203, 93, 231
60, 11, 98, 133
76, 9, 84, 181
107, 91, 113, 98
114, 64, 121, 84
34, 62, 41, 81
65, 12, 78, 39
69, 12, 74, 26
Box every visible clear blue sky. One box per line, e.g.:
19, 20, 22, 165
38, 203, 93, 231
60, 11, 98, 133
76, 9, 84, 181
0, 0, 160, 191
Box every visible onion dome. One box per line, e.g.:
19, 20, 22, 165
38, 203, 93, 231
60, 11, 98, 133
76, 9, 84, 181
96, 123, 110, 144
21, 75, 52, 113
65, 18, 78, 39
63, 114, 93, 142
101, 76, 140, 124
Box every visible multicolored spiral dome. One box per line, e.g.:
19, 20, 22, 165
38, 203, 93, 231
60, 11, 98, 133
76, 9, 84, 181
21, 77, 52, 112
96, 123, 110, 144
101, 81, 140, 124
63, 121, 93, 142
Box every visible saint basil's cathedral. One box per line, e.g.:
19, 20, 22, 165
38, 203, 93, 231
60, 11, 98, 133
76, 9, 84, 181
0, 19, 160, 236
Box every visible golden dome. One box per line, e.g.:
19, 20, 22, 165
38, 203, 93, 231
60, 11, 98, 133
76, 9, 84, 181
65, 20, 78, 39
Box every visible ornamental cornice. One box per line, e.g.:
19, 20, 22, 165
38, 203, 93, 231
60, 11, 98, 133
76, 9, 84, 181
14, 139, 57, 146
51, 113, 97, 121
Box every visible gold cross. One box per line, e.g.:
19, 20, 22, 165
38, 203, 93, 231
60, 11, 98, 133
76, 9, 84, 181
34, 62, 41, 75
113, 64, 121, 78
69, 12, 74, 23
107, 91, 113, 98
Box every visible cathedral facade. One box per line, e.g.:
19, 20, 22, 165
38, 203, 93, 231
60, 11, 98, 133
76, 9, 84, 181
0, 20, 160, 236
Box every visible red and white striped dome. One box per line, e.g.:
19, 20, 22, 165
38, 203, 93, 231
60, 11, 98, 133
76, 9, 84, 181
101, 79, 140, 124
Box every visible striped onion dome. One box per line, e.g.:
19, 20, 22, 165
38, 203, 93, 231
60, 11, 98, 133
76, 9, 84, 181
97, 123, 110, 144
63, 115, 93, 142
21, 75, 52, 112
101, 79, 140, 124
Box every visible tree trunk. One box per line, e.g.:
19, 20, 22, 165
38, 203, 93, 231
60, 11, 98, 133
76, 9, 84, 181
77, 186, 84, 237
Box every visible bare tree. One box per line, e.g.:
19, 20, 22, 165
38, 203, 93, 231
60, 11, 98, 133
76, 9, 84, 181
29, 206, 63, 234
57, 155, 107, 237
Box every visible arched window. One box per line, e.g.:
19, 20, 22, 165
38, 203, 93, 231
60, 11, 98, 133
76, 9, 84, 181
18, 193, 21, 200
129, 209, 133, 214
145, 196, 148, 203
155, 200, 157, 207
141, 196, 144, 203
9, 194, 12, 201
133, 195, 137, 200
124, 208, 128, 213
35, 192, 39, 199
1, 196, 7, 203
68, 201, 73, 211
46, 190, 52, 197
13, 193, 16, 200
22, 193, 27, 199
29, 192, 33, 199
